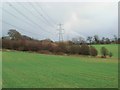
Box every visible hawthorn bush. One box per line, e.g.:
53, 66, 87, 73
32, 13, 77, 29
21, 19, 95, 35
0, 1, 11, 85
80, 44, 90, 55
89, 46, 98, 56
2, 39, 99, 56
101, 47, 108, 58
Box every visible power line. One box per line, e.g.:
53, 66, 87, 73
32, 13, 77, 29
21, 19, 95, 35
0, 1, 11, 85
2, 7, 41, 30
28, 2, 55, 28
7, 3, 51, 34
2, 2, 59, 40
2, 7, 48, 37
36, 3, 57, 25
16, 2, 53, 28
2, 20, 43, 37
2, 19, 58, 40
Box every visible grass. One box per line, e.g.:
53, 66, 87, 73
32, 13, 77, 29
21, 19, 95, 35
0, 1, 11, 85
93, 44, 118, 58
2, 50, 118, 88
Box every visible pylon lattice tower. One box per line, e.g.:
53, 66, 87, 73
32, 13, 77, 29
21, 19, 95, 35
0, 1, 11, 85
57, 23, 64, 42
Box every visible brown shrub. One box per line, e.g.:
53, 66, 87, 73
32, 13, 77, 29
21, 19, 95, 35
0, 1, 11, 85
79, 44, 90, 55
89, 46, 98, 56
55, 52, 65, 55
38, 50, 52, 54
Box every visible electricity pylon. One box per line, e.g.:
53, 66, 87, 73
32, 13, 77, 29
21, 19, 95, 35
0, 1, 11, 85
57, 23, 64, 42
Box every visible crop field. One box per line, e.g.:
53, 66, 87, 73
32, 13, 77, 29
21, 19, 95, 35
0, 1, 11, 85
2, 44, 118, 88
1, 1, 119, 88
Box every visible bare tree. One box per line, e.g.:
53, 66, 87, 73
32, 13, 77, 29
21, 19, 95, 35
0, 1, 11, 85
72, 37, 85, 45
72, 37, 78, 44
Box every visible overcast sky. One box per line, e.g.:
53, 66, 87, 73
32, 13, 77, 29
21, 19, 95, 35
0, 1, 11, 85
1, 1, 118, 41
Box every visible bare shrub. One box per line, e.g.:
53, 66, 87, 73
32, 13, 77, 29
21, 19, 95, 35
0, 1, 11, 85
89, 46, 98, 56
80, 44, 90, 55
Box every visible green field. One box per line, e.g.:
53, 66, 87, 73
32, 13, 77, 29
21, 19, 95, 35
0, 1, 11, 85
93, 44, 118, 58
2, 47, 118, 88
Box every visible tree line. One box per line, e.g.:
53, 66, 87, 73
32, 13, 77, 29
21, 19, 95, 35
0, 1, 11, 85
1, 29, 119, 58
72, 35, 119, 45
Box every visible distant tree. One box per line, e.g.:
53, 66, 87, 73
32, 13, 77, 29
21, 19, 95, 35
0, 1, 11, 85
109, 52, 113, 58
113, 35, 118, 44
105, 38, 111, 44
8, 29, 22, 40
101, 37, 105, 44
101, 47, 108, 58
72, 37, 85, 45
118, 38, 120, 44
87, 36, 92, 45
89, 46, 98, 56
72, 37, 78, 44
78, 37, 86, 44
22, 35, 33, 40
94, 35, 100, 44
